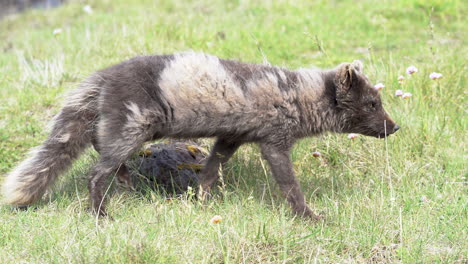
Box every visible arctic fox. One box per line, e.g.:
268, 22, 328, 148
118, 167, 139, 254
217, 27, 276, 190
3, 52, 399, 219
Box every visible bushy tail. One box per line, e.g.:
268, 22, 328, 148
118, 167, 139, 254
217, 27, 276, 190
2, 79, 100, 206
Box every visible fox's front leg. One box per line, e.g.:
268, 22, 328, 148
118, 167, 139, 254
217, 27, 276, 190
198, 138, 241, 197
260, 143, 321, 221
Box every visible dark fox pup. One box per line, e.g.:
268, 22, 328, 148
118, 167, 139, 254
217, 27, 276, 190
3, 52, 399, 220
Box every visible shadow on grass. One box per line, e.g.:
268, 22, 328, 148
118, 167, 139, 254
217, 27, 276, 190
17, 143, 361, 216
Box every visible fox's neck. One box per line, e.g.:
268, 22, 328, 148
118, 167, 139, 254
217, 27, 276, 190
293, 69, 342, 137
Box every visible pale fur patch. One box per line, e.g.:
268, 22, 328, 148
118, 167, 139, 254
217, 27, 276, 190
125, 102, 152, 129
95, 102, 153, 158
277, 69, 287, 83
351, 60, 364, 73
64, 75, 100, 113
56, 133, 71, 143
123, 102, 154, 141
245, 72, 283, 108
296, 68, 324, 99
97, 118, 109, 141
2, 147, 45, 205
158, 52, 323, 134
159, 52, 248, 118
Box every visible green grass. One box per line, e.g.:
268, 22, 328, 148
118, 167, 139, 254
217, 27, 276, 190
0, 0, 466, 263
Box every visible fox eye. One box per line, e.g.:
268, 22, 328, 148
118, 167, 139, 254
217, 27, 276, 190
369, 101, 377, 110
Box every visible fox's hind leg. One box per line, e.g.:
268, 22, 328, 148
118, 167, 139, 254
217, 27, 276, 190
88, 119, 152, 216
91, 136, 133, 190
198, 138, 241, 197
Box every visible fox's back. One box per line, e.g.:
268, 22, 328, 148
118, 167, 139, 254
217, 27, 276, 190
95, 52, 302, 139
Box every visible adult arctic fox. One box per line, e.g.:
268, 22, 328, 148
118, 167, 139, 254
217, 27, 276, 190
3, 52, 399, 219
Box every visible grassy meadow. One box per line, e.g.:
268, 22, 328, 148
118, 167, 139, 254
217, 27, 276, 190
0, 0, 466, 263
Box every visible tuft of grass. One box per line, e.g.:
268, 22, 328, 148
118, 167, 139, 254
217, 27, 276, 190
0, 0, 466, 263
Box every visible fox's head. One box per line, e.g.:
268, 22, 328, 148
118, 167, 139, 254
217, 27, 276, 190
330, 60, 399, 138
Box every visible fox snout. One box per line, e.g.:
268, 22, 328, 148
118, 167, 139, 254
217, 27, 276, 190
378, 118, 400, 138
386, 122, 400, 136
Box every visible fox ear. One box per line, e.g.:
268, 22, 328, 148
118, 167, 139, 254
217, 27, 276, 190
351, 60, 363, 73
334, 62, 357, 97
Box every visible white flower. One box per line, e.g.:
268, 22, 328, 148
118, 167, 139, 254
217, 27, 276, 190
210, 215, 222, 224
406, 66, 418, 75
53, 28, 62, 36
395, 90, 403, 97
398, 75, 405, 84
429, 72, 443, 80
374, 83, 385, 91
420, 195, 430, 203
347, 133, 358, 140
402, 92, 412, 99
312, 152, 321, 158
83, 5, 93, 14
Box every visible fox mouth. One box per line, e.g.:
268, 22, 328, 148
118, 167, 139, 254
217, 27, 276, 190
373, 128, 400, 138
343, 122, 400, 139
359, 127, 399, 138
375, 132, 393, 139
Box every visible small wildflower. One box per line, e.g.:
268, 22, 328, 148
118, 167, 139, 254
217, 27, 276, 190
374, 83, 385, 91
395, 89, 403, 97
398, 75, 405, 84
347, 133, 358, 140
83, 5, 93, 14
402, 92, 412, 99
210, 215, 222, 224
420, 195, 430, 203
429, 72, 443, 80
406, 65, 418, 75
312, 151, 321, 158
53, 28, 62, 36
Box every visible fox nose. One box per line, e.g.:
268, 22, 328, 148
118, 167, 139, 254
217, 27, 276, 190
393, 125, 400, 133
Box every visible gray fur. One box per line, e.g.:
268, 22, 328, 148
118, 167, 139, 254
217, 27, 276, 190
3, 52, 399, 218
